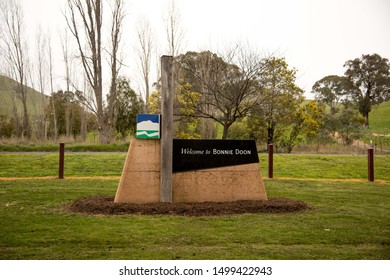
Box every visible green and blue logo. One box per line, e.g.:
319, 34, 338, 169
136, 114, 160, 139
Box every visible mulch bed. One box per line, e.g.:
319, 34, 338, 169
67, 196, 310, 216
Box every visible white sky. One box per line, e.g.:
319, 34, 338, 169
18, 0, 390, 99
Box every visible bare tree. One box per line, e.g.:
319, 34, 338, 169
136, 18, 154, 111
165, 0, 185, 57
106, 0, 125, 139
0, 0, 30, 139
47, 34, 58, 139
65, 0, 125, 143
35, 26, 49, 139
177, 47, 267, 139
60, 28, 73, 138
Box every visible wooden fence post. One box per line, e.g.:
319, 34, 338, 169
368, 147, 374, 182
160, 56, 174, 202
268, 144, 273, 179
59, 143, 65, 179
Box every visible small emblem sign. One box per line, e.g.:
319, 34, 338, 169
136, 114, 160, 139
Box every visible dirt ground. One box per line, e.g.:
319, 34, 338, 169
67, 196, 310, 216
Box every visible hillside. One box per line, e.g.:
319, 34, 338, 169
0, 74, 49, 118
369, 101, 390, 134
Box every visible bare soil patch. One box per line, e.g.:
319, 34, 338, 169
67, 196, 310, 216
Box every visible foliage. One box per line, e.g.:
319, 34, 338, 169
337, 104, 365, 145
278, 100, 323, 153
174, 82, 201, 139
311, 93, 365, 146
45, 91, 95, 139
114, 77, 144, 139
344, 53, 390, 127
0, 115, 14, 138
0, 0, 31, 139
248, 57, 304, 145
147, 90, 161, 114
176, 50, 264, 139
312, 75, 355, 114
312, 54, 390, 144
226, 118, 250, 140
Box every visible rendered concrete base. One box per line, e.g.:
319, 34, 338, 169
114, 139, 267, 204
173, 163, 267, 202
114, 139, 160, 203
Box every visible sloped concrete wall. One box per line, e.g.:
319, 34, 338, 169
114, 139, 267, 203
114, 139, 160, 203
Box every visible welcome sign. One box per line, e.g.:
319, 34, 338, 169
136, 114, 160, 139
173, 139, 259, 172
115, 56, 267, 204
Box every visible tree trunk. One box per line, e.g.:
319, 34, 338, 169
20, 83, 30, 139
11, 93, 21, 137
221, 123, 230, 139
97, 116, 113, 144
80, 108, 87, 141
201, 118, 215, 139
364, 112, 369, 128
65, 101, 71, 137
65, 0, 124, 145
51, 95, 58, 139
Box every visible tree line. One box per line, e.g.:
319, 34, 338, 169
1, 0, 389, 150
147, 51, 389, 152
0, 0, 173, 142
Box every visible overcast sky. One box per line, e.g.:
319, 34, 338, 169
18, 0, 390, 99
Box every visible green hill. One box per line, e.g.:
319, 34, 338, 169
0, 74, 49, 118
369, 101, 390, 134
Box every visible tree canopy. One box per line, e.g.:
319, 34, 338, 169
312, 75, 355, 114
175, 50, 265, 139
344, 53, 390, 127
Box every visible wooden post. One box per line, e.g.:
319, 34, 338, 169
59, 143, 65, 179
160, 56, 174, 203
268, 144, 273, 179
368, 147, 374, 182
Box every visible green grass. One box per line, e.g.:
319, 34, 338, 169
0, 74, 49, 118
1, 153, 388, 181
0, 142, 130, 152
0, 154, 126, 177
369, 101, 390, 134
258, 154, 390, 181
0, 178, 389, 259
1, 153, 389, 259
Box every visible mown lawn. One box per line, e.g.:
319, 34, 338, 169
0, 153, 389, 181
0, 153, 389, 259
258, 154, 390, 181
0, 180, 389, 259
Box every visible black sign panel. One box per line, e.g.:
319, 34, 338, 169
173, 139, 259, 172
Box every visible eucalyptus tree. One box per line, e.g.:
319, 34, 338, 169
176, 48, 266, 139
312, 75, 355, 114
344, 53, 390, 127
